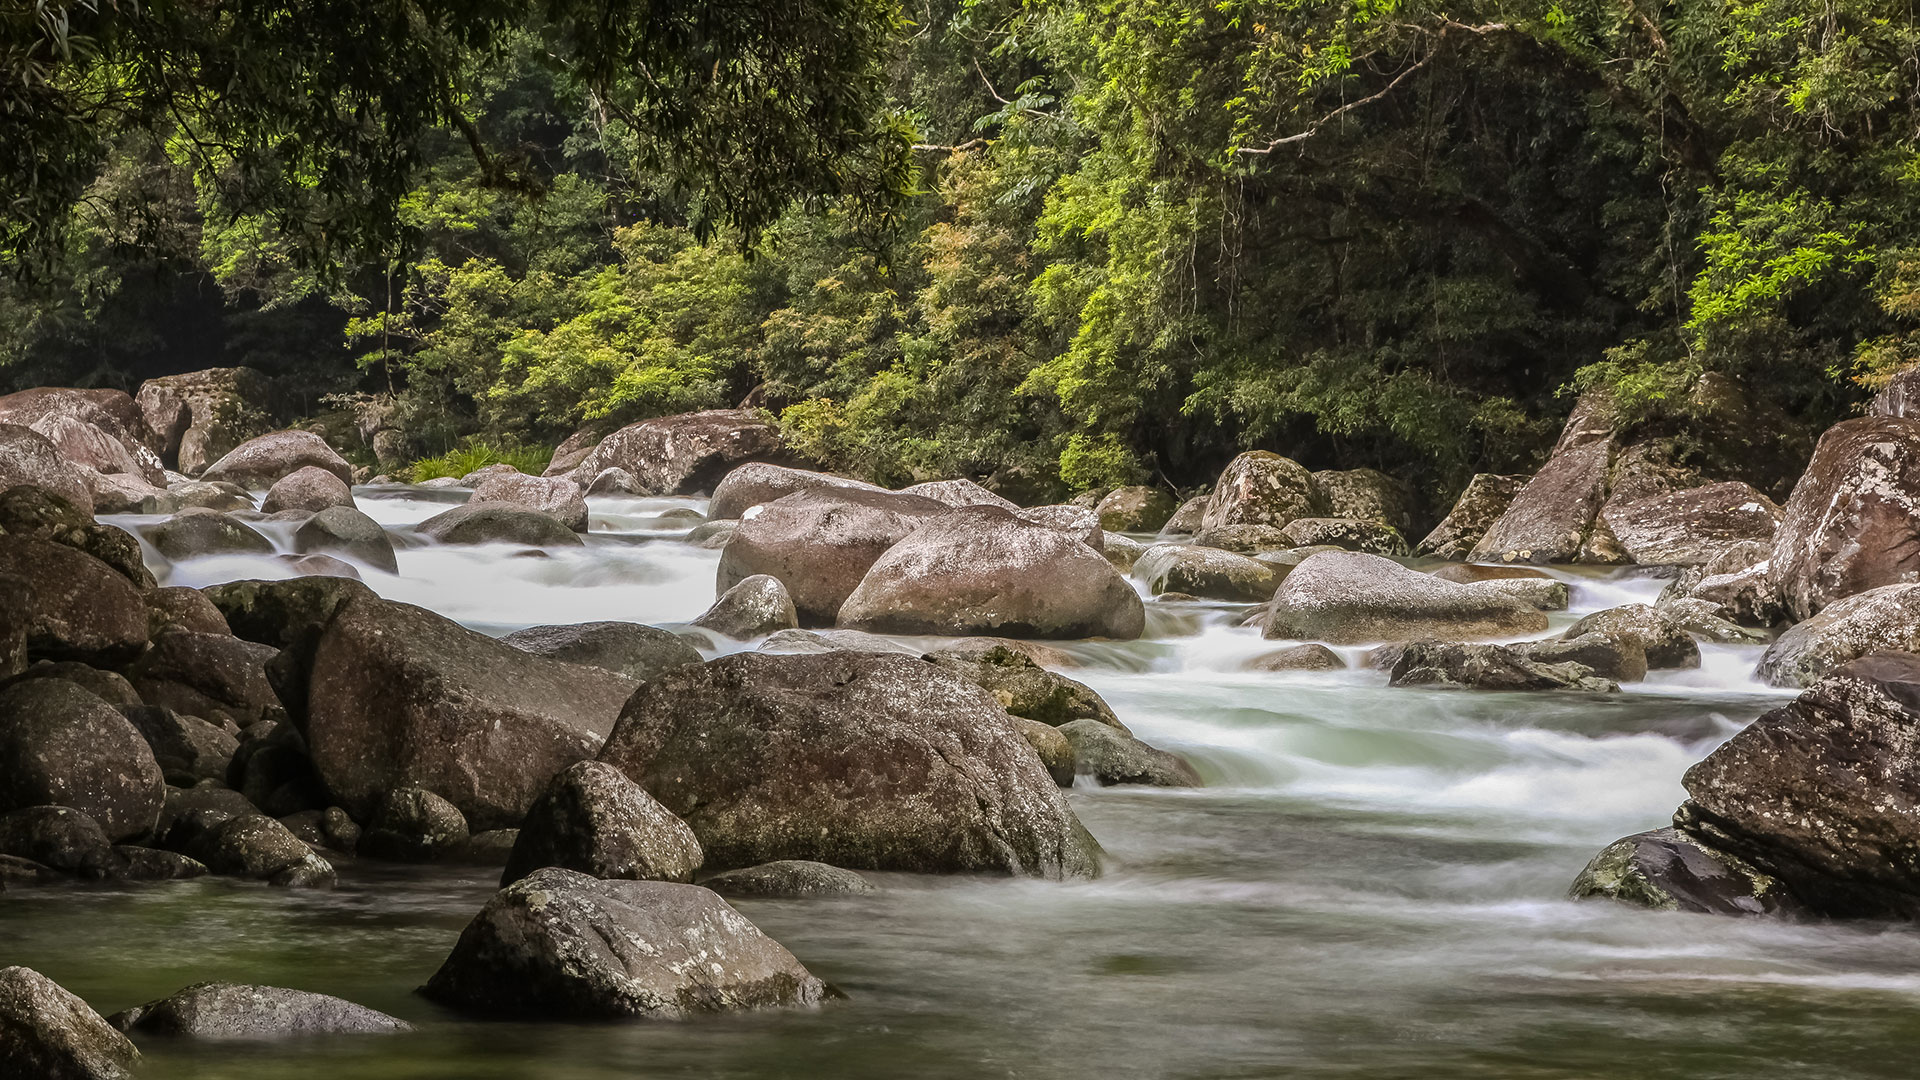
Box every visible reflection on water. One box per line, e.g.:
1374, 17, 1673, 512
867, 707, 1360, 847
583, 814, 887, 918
21, 487, 1913, 1079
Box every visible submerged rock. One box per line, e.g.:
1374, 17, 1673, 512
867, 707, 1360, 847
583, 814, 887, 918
501, 621, 702, 682
701, 860, 874, 899
501, 761, 702, 887
1243, 644, 1347, 672
0, 965, 141, 1080
1262, 551, 1547, 645
1569, 827, 1805, 917
415, 504, 583, 547
109, 983, 410, 1039
421, 868, 830, 1019
598, 651, 1102, 877
1386, 641, 1617, 693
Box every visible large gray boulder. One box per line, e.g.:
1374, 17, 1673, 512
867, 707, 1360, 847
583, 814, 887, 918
598, 651, 1101, 877
570, 410, 794, 496
0, 486, 153, 589
0, 966, 141, 1080
0, 537, 147, 664
293, 506, 398, 573
421, 868, 830, 1019
202, 576, 375, 649
1310, 468, 1416, 532
717, 488, 947, 624
1386, 641, 1617, 692
1770, 416, 1920, 620
501, 622, 702, 682
1133, 544, 1281, 602
0, 680, 164, 842
201, 431, 351, 490
542, 426, 601, 478
838, 505, 1144, 640
501, 761, 703, 886
1056, 720, 1199, 787
143, 509, 274, 560
1199, 452, 1321, 532
415, 504, 584, 547
259, 466, 354, 515
299, 595, 639, 827
1262, 551, 1547, 644
1467, 437, 1614, 565
1601, 481, 1782, 566
707, 464, 882, 520
469, 472, 589, 532
898, 478, 1018, 510
0, 425, 94, 514
1094, 486, 1177, 532
1756, 585, 1920, 688
126, 628, 279, 727
110, 983, 410, 1038
1277, 517, 1408, 555
1561, 605, 1701, 669
136, 367, 273, 474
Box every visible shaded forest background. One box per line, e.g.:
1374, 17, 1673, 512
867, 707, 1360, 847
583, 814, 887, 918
5, 0, 1915, 503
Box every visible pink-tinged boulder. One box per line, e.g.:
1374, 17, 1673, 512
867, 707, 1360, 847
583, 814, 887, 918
0, 425, 93, 511
0, 386, 160, 456
202, 431, 351, 490
1199, 451, 1322, 532
260, 466, 355, 515
469, 472, 589, 532
570, 410, 794, 496
718, 488, 947, 625
135, 368, 274, 474
707, 463, 884, 521
1770, 416, 1920, 620
1601, 481, 1783, 567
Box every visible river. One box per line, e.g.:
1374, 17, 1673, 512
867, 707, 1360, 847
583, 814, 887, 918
6, 487, 1919, 1079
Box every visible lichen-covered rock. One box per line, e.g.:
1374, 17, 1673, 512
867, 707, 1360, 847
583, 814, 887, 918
898, 478, 1018, 510
109, 982, 409, 1039
1094, 487, 1177, 533
1599, 481, 1783, 567
1459, 576, 1570, 612
0, 538, 147, 664
1133, 544, 1281, 603
501, 621, 702, 682
598, 651, 1102, 877
501, 761, 702, 887
0, 486, 152, 588
1769, 416, 1920, 620
0, 965, 141, 1080
1467, 443, 1613, 565
1386, 641, 1617, 692
1199, 452, 1321, 532
299, 595, 638, 827
1276, 517, 1409, 556
203, 576, 376, 649
0, 426, 94, 514
1309, 468, 1416, 533
470, 473, 589, 532
0, 806, 121, 878
923, 643, 1122, 729
201, 431, 350, 490
0, 680, 164, 841
143, 587, 232, 637
1513, 632, 1648, 683
838, 505, 1144, 640
293, 505, 398, 574
0, 387, 160, 459
1056, 720, 1200, 787
136, 368, 273, 474
1569, 827, 1805, 916
415, 504, 584, 547
701, 860, 874, 899
421, 868, 830, 1019
1262, 551, 1547, 644
691, 575, 800, 640
570, 410, 794, 496
1871, 367, 1920, 418
1561, 604, 1701, 669
1189, 524, 1294, 554
707, 464, 883, 520
144, 509, 274, 560
717, 488, 947, 624
181, 813, 334, 887
1158, 496, 1209, 537
358, 786, 470, 863
1756, 584, 1920, 688
259, 466, 354, 515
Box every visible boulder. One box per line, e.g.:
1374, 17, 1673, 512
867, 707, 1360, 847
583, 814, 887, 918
119, 706, 238, 786
1056, 720, 1200, 787
0, 806, 120, 877
542, 426, 601, 477
1095, 486, 1178, 532
0, 387, 160, 458
1014, 504, 1104, 550
501, 622, 702, 682
136, 368, 273, 474
1386, 641, 1617, 692
201, 431, 350, 490
707, 464, 882, 520
414, 504, 584, 547
0, 680, 164, 841
570, 410, 793, 496
126, 629, 279, 727
8, 662, 141, 707
1262, 551, 1548, 644
501, 761, 703, 887
1870, 367, 1920, 417
0, 486, 152, 589
293, 506, 399, 573
838, 505, 1145, 640
1276, 517, 1409, 555
422, 868, 829, 1019
299, 595, 639, 827
32, 415, 162, 485
701, 860, 874, 899
227, 721, 327, 818
1015, 717, 1077, 786
111, 846, 208, 881
1199, 452, 1321, 532
584, 467, 640, 495
758, 628, 919, 656
923, 643, 1122, 728
1561, 605, 1701, 669
470, 472, 589, 532
153, 480, 254, 513
180, 813, 334, 886
1770, 416, 1920, 620
259, 466, 354, 515
1189, 524, 1294, 554
142, 587, 232, 637
717, 488, 947, 624
1309, 468, 1417, 533
0, 425, 94, 510
1668, 668, 1920, 918
279, 553, 361, 580
598, 651, 1101, 877
1243, 644, 1346, 672
1513, 632, 1648, 683
459, 463, 521, 487
898, 478, 1018, 510
1461, 576, 1570, 611
109, 983, 409, 1039
1756, 584, 1920, 688
144, 509, 274, 560
1133, 544, 1281, 602
1467, 442, 1613, 564
691, 575, 800, 640
203, 576, 375, 649
685, 520, 736, 548
1601, 481, 1783, 567
1569, 827, 1805, 916
0, 966, 141, 1080
82, 470, 167, 515
357, 786, 470, 863
1158, 495, 1209, 537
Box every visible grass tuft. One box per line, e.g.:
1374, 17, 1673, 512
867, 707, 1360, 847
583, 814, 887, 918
405, 440, 553, 482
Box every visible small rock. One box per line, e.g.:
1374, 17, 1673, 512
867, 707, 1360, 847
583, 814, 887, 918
110, 982, 410, 1038
1277, 517, 1408, 556
415, 504, 584, 547
701, 860, 874, 899
293, 506, 398, 574
144, 509, 274, 560
1387, 641, 1618, 692
1562, 605, 1701, 669
1057, 720, 1200, 787
470, 473, 589, 532
501, 761, 703, 886
692, 575, 800, 640
357, 787, 470, 863
1242, 644, 1346, 672
501, 622, 703, 682
259, 466, 355, 515
1095, 486, 1177, 532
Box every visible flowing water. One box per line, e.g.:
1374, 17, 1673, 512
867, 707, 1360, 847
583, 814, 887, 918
8, 488, 1920, 1078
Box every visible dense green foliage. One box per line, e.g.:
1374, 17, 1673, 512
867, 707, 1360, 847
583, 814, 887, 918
5, 0, 1914, 499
